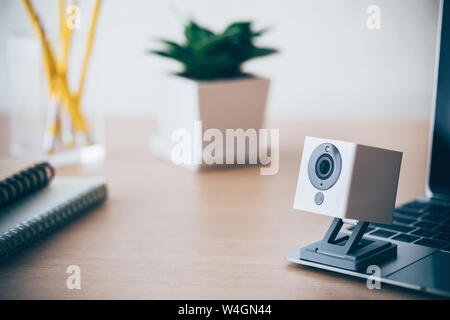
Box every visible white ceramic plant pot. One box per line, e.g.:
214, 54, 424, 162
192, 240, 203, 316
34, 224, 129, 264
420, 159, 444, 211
149, 74, 271, 170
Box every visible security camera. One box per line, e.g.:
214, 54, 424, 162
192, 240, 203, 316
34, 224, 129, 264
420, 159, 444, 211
294, 136, 403, 224
294, 137, 402, 271
292, 136, 403, 271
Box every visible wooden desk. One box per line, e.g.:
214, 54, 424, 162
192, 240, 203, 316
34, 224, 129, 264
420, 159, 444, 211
0, 117, 432, 299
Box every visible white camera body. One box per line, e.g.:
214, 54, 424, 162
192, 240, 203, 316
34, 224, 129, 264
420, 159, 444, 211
293, 137, 402, 224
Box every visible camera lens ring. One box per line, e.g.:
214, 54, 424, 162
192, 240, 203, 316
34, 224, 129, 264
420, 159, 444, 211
315, 154, 334, 180
308, 143, 342, 190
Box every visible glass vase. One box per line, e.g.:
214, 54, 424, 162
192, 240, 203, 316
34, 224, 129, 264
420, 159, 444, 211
6, 32, 105, 166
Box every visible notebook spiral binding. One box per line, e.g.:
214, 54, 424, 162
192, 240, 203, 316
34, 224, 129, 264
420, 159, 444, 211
0, 183, 107, 260
0, 162, 55, 208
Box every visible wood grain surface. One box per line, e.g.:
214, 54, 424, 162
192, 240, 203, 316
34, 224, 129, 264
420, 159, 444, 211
0, 117, 433, 299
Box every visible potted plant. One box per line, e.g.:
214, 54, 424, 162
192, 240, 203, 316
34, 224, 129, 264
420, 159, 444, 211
149, 20, 277, 169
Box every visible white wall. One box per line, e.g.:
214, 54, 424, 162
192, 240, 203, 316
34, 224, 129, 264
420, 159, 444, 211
0, 0, 441, 119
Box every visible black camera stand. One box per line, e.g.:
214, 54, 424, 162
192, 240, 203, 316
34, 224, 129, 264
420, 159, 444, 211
300, 218, 397, 271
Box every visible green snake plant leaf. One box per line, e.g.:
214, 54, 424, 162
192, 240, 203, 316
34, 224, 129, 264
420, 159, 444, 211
150, 19, 277, 80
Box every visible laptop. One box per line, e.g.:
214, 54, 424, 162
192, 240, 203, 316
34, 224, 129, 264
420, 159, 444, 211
287, 0, 450, 297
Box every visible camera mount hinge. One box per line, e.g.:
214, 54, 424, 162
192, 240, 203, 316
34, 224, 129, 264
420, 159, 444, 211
320, 218, 369, 256
299, 217, 397, 271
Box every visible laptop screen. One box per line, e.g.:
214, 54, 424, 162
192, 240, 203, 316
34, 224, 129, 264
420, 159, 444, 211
429, 0, 450, 197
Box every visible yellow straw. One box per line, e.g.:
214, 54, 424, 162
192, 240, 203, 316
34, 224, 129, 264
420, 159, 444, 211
21, 0, 57, 95
22, 0, 61, 153
59, 0, 75, 74
76, 0, 101, 103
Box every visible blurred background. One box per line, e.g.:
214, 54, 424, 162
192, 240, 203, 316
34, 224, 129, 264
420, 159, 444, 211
0, 0, 441, 120
0, 0, 445, 300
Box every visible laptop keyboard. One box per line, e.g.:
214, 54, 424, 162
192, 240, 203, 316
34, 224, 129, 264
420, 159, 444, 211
347, 200, 450, 252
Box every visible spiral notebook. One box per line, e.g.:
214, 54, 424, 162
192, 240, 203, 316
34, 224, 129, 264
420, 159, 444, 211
0, 162, 55, 208
0, 161, 107, 260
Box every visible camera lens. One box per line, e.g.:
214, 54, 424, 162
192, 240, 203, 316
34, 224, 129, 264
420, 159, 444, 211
308, 143, 341, 190
319, 159, 331, 175
315, 154, 334, 180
